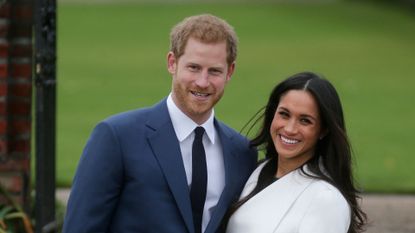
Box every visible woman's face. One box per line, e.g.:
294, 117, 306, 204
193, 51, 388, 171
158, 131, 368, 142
270, 90, 324, 168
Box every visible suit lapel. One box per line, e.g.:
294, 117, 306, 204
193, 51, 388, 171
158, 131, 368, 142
146, 99, 193, 233
205, 122, 238, 233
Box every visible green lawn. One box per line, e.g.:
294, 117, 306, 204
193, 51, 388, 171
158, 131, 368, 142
55, 1, 415, 192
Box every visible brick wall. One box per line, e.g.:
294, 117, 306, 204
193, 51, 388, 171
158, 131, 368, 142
0, 0, 33, 211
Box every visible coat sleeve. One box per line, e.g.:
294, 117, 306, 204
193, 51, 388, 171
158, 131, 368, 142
62, 122, 124, 233
298, 186, 351, 233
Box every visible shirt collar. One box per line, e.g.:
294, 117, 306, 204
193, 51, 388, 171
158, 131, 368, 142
167, 94, 216, 144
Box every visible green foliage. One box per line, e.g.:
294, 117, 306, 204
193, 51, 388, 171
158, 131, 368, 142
55, 1, 415, 192
54, 200, 66, 233
0, 185, 33, 233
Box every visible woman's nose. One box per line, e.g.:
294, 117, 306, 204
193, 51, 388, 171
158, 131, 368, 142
284, 119, 297, 134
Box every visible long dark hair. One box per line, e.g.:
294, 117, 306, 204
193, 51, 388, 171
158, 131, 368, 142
223, 72, 366, 233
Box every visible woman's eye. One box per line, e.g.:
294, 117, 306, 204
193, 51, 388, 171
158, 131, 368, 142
278, 111, 289, 118
300, 118, 312, 125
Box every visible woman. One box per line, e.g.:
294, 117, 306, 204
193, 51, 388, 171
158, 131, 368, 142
225, 72, 366, 233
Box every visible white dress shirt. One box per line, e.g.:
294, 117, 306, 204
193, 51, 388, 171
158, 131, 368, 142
167, 94, 225, 232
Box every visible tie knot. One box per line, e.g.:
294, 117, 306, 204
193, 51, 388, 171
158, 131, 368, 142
194, 126, 205, 139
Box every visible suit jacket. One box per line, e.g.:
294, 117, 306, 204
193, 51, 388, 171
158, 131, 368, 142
226, 161, 351, 233
62, 98, 257, 233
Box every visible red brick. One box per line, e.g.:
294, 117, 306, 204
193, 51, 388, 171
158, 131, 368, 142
0, 173, 23, 193
0, 22, 9, 38
9, 140, 30, 154
11, 43, 31, 57
0, 82, 6, 96
0, 101, 6, 115
11, 63, 31, 77
0, 119, 6, 134
0, 139, 7, 155
0, 63, 8, 78
0, 173, 26, 204
0, 194, 24, 206
13, 4, 33, 21
0, 191, 23, 205
10, 119, 30, 135
0, 3, 10, 18
0, 157, 29, 171
12, 24, 32, 38
9, 101, 30, 115
0, 42, 9, 57
0, 1, 33, 211
10, 82, 31, 97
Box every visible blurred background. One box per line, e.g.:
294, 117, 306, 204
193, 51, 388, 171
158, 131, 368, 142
55, 0, 415, 194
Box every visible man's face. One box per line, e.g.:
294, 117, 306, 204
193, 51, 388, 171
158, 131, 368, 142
167, 37, 234, 124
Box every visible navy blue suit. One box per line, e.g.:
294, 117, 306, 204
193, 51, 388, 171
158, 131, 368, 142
63, 99, 257, 233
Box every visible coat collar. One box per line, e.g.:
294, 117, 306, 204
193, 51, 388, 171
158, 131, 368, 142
231, 161, 315, 233
204, 121, 240, 233
146, 99, 193, 232
166, 94, 217, 144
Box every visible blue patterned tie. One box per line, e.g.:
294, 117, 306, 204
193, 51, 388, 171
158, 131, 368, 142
190, 126, 207, 233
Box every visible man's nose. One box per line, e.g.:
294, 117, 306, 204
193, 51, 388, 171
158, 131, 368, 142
195, 71, 209, 88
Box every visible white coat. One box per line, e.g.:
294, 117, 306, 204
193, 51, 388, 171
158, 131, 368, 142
226, 161, 351, 233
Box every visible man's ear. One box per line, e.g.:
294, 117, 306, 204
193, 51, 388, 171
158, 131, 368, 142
167, 52, 177, 74
226, 62, 235, 82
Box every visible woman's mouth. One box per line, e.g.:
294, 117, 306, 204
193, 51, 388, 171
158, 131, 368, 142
280, 135, 300, 145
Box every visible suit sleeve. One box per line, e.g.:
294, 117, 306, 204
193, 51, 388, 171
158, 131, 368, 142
62, 122, 124, 233
298, 187, 351, 233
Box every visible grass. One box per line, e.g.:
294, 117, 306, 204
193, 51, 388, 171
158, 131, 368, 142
55, 1, 415, 192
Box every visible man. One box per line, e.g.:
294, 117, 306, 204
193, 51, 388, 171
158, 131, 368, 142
63, 14, 257, 233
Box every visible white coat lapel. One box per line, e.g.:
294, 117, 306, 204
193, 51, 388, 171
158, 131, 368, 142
267, 169, 315, 232
229, 164, 315, 233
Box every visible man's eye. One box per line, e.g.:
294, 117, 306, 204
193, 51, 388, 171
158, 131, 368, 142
209, 69, 222, 75
188, 65, 199, 71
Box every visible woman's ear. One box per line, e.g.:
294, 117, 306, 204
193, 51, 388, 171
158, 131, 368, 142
319, 129, 328, 140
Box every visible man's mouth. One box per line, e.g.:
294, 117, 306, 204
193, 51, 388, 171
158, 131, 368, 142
191, 91, 210, 97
